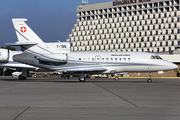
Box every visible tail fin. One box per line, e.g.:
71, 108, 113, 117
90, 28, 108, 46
12, 18, 44, 43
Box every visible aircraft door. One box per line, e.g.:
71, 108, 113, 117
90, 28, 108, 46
95, 55, 101, 64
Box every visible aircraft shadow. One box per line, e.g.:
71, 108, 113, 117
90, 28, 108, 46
0, 77, 152, 83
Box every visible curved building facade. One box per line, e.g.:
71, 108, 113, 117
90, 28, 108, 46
67, 0, 180, 54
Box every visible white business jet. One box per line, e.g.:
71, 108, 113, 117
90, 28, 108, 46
0, 48, 45, 79
8, 18, 178, 82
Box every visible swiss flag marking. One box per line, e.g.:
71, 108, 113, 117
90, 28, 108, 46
20, 26, 27, 33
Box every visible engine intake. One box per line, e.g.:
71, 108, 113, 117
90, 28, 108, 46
0, 49, 9, 62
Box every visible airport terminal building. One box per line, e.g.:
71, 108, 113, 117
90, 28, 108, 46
67, 0, 180, 54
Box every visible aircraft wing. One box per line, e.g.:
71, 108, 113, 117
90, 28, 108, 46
64, 68, 107, 73
0, 63, 47, 72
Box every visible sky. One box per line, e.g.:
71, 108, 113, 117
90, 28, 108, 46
0, 0, 111, 49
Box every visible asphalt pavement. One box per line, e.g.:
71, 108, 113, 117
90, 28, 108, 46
0, 77, 180, 120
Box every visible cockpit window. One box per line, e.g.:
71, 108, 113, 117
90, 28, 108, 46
151, 55, 163, 60
154, 56, 159, 59
151, 56, 155, 59
157, 55, 162, 59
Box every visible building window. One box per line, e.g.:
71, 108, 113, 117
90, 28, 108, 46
147, 37, 149, 41
175, 23, 177, 28
157, 48, 159, 52
150, 43, 152, 47
178, 41, 180, 45
175, 35, 177, 40
169, 36, 171, 40
169, 24, 171, 28
166, 42, 168, 46
163, 48, 165, 52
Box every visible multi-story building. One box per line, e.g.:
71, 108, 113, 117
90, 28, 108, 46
67, 0, 180, 54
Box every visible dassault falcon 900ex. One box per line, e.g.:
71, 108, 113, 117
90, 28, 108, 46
8, 18, 178, 82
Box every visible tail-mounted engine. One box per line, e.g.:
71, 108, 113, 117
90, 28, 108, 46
35, 53, 68, 63
0, 49, 10, 62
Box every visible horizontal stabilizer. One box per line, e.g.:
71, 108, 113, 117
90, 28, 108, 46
6, 42, 38, 46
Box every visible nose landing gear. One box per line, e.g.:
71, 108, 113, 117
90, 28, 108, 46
147, 72, 152, 83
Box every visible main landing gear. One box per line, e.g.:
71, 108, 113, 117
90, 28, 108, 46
115, 76, 119, 81
147, 72, 152, 83
107, 74, 119, 81
64, 74, 70, 79
18, 70, 29, 80
79, 73, 86, 82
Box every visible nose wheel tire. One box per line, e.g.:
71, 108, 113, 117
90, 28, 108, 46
147, 79, 152, 83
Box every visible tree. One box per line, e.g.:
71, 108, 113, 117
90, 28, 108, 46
1, 46, 16, 51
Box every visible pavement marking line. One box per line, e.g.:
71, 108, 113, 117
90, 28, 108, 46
92, 82, 139, 108
13, 106, 30, 120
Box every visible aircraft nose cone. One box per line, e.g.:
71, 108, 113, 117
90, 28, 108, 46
169, 62, 178, 70
172, 63, 178, 70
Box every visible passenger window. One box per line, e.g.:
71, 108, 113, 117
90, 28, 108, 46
115, 58, 117, 61
102, 58, 104, 61
124, 58, 126, 61
87, 58, 90, 61
92, 58, 94, 61
83, 58, 86, 61
128, 58, 130, 61
111, 58, 113, 61
79, 58, 81, 60
106, 58, 109, 61
119, 58, 122, 61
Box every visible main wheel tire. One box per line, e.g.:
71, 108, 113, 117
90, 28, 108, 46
147, 79, 152, 83
115, 77, 119, 81
19, 75, 26, 80
79, 78, 86, 82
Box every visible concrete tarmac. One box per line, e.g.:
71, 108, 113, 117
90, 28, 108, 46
0, 77, 180, 120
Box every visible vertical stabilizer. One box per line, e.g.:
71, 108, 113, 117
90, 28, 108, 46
12, 18, 44, 43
